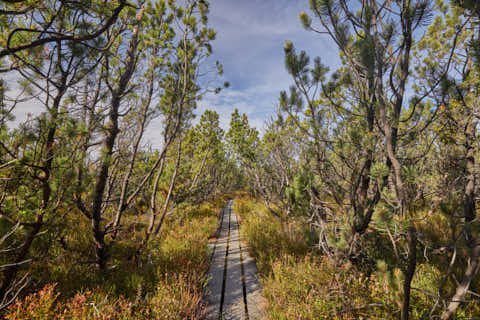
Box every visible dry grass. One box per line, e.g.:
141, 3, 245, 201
233, 194, 480, 320
3, 196, 229, 320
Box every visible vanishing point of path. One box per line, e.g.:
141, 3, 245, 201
205, 200, 265, 320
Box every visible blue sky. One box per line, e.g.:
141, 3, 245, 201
194, 0, 339, 132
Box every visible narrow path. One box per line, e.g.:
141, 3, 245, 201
205, 200, 265, 320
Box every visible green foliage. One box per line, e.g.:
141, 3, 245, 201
226, 108, 259, 165
0, 0, 230, 314
235, 196, 395, 319
263, 256, 396, 320
286, 168, 313, 217
234, 195, 316, 274
236, 195, 480, 319
2, 0, 480, 319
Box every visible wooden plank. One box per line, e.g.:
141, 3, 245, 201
233, 204, 266, 320
206, 200, 266, 320
205, 206, 230, 320
222, 205, 247, 320
242, 246, 266, 320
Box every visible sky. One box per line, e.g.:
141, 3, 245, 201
192, 0, 339, 132
7, 0, 340, 148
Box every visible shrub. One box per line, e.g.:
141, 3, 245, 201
262, 255, 397, 320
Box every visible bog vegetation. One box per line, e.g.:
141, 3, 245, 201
0, 0, 480, 319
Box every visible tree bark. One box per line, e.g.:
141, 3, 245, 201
154, 139, 183, 236
441, 120, 478, 319
402, 227, 417, 320
441, 233, 480, 320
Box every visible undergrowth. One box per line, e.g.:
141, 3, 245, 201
233, 193, 480, 320
3, 195, 228, 320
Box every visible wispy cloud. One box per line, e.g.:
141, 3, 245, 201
189, 0, 340, 136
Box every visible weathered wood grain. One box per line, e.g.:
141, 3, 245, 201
205, 200, 266, 320
242, 245, 266, 320
205, 207, 230, 320
222, 207, 246, 320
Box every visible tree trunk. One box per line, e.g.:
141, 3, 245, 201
463, 123, 475, 222
441, 120, 478, 319
0, 79, 66, 298
154, 139, 183, 236
402, 227, 417, 320
441, 234, 480, 320
89, 7, 143, 269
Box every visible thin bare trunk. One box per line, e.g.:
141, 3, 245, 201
441, 120, 477, 319
463, 123, 476, 222
143, 156, 166, 244
189, 148, 209, 191
441, 233, 480, 320
402, 227, 417, 320
111, 72, 154, 239
154, 139, 182, 236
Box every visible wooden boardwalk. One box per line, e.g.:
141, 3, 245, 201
205, 200, 265, 320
